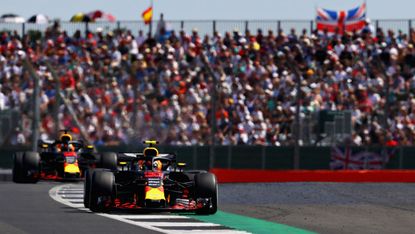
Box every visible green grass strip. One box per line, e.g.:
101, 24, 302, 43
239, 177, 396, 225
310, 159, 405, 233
186, 211, 316, 234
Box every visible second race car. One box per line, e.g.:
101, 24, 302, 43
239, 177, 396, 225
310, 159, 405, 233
12, 130, 117, 183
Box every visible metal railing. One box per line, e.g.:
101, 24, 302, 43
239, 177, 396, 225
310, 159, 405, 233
0, 110, 21, 146
0, 19, 414, 37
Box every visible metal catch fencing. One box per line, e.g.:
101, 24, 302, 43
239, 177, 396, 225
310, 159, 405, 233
0, 110, 21, 146
0, 19, 413, 37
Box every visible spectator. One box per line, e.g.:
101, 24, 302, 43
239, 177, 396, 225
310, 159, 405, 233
0, 22, 414, 147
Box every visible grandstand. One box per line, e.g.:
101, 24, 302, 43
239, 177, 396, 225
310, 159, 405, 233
0, 19, 414, 148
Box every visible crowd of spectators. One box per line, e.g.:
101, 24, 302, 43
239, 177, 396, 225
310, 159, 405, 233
1, 19, 415, 146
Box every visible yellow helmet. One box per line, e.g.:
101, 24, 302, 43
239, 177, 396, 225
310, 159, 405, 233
143, 140, 159, 157
60, 133, 72, 143
143, 147, 158, 157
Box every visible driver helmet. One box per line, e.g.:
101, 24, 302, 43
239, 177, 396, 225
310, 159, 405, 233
143, 147, 158, 157
60, 133, 72, 144
143, 140, 159, 157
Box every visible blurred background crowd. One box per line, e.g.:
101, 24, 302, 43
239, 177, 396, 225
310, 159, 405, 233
1, 19, 415, 146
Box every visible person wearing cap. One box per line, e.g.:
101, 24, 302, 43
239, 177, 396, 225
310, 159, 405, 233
362, 18, 375, 35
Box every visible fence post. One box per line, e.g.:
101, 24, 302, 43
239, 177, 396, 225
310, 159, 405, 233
200, 52, 218, 170
409, 20, 412, 35
399, 146, 403, 169
117, 21, 121, 32
180, 20, 184, 30
227, 145, 232, 169
22, 58, 40, 151
213, 20, 216, 35
375, 20, 379, 30
245, 20, 249, 33
22, 23, 25, 37
85, 22, 89, 36
310, 20, 314, 33
277, 20, 281, 32
192, 145, 197, 170
51, 61, 60, 138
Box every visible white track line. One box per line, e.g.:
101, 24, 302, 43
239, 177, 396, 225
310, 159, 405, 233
65, 199, 84, 202
144, 222, 221, 227
61, 194, 84, 198
178, 231, 246, 234
117, 215, 192, 219
50, 184, 249, 234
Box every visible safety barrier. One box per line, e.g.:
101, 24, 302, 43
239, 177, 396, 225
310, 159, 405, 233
0, 145, 414, 170
211, 169, 415, 183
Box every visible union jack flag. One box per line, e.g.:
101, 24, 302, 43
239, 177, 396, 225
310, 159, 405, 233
330, 146, 396, 170
316, 3, 367, 34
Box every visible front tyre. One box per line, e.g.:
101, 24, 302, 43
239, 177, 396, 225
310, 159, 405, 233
83, 168, 95, 208
89, 170, 115, 212
195, 172, 218, 215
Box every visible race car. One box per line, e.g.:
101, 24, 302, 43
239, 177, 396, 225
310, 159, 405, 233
84, 140, 218, 215
12, 130, 117, 183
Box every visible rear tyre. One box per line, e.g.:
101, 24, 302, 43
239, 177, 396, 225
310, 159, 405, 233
185, 170, 207, 182
100, 152, 117, 170
12, 152, 25, 183
13, 152, 40, 183
23, 152, 40, 183
83, 168, 95, 208
90, 170, 115, 212
195, 172, 218, 215
93, 153, 101, 167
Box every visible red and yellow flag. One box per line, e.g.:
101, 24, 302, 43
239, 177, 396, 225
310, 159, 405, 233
142, 7, 153, 25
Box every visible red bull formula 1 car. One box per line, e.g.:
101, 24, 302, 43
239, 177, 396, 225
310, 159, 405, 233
12, 131, 117, 183
84, 141, 218, 215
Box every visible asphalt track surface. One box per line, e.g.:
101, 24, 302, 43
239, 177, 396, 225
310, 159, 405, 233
1, 181, 415, 233
220, 183, 415, 234
0, 181, 160, 234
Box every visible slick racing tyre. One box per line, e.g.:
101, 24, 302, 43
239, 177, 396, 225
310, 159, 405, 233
83, 168, 95, 208
23, 152, 40, 183
184, 170, 208, 182
100, 152, 117, 171
90, 170, 115, 212
195, 172, 218, 215
13, 152, 40, 183
12, 152, 25, 183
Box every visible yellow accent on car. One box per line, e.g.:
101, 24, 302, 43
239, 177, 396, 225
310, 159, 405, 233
41, 144, 48, 148
145, 187, 166, 201
144, 140, 158, 145
177, 162, 186, 167
64, 164, 80, 173
86, 145, 94, 149
119, 162, 127, 165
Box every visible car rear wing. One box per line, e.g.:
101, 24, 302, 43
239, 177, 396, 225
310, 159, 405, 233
38, 139, 93, 152
153, 154, 176, 163
117, 152, 176, 163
